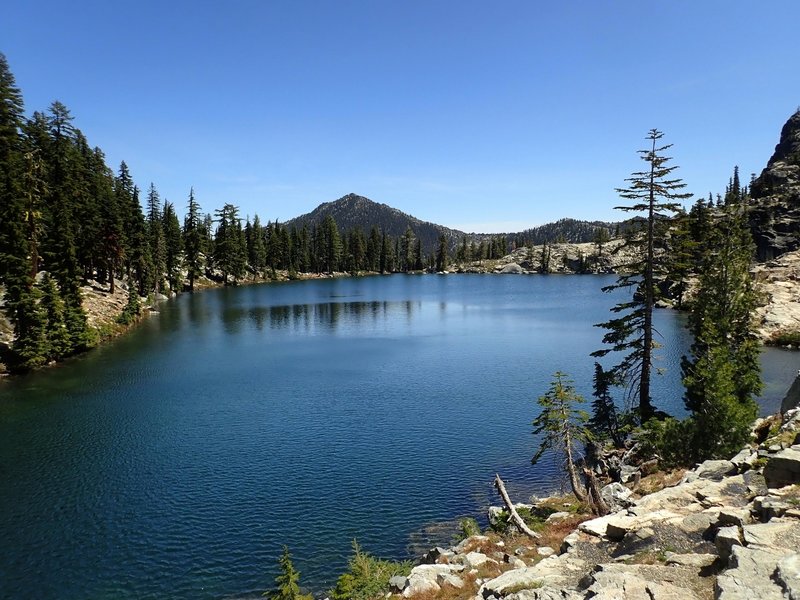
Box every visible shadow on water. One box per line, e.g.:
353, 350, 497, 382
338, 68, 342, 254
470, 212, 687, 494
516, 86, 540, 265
219, 300, 420, 333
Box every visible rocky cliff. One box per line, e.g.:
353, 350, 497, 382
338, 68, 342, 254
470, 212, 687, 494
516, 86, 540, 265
750, 109, 800, 261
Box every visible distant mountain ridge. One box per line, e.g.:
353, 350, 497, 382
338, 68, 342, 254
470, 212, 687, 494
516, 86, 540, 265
285, 193, 466, 253
285, 193, 614, 253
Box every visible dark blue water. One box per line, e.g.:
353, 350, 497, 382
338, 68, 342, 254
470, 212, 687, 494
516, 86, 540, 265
0, 274, 797, 599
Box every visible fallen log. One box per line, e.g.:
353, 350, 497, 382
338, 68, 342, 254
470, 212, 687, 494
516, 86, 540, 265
493, 473, 540, 539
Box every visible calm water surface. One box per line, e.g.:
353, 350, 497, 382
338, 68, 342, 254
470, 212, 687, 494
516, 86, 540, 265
0, 274, 797, 599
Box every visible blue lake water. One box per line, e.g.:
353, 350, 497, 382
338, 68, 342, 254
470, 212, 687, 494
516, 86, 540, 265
0, 274, 797, 599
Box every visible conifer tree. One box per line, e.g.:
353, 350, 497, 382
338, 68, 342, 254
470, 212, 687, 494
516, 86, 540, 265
214, 203, 246, 284
39, 272, 70, 360
681, 200, 761, 459
146, 183, 166, 294
592, 130, 691, 421
117, 283, 142, 325
664, 209, 695, 309
531, 372, 591, 502
0, 52, 40, 369
128, 186, 153, 295
367, 226, 381, 271
264, 546, 311, 600
589, 363, 622, 447
10, 286, 48, 370
162, 200, 183, 292
183, 188, 203, 291
92, 149, 123, 292
320, 215, 342, 273
435, 234, 448, 272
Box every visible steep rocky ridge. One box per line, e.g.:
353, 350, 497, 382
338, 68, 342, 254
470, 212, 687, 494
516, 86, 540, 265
750, 109, 800, 261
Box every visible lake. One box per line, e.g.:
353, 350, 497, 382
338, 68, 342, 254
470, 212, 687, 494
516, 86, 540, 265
0, 274, 797, 599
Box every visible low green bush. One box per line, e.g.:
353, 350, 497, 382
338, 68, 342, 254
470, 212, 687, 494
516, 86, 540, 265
330, 540, 412, 600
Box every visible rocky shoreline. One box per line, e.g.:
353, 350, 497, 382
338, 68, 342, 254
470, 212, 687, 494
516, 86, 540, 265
389, 410, 800, 600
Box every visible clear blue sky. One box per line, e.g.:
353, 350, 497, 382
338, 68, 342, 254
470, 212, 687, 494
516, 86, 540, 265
2, 1, 799, 232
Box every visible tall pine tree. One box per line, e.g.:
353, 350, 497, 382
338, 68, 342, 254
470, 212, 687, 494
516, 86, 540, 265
592, 130, 691, 421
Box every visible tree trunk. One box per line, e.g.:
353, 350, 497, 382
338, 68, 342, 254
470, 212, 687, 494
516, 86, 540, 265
564, 428, 588, 503
583, 466, 610, 516
493, 474, 540, 539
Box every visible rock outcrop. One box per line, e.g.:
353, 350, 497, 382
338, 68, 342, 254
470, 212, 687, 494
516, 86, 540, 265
750, 109, 800, 262
405, 410, 800, 600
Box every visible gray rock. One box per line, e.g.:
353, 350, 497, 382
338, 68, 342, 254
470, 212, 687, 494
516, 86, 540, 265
679, 511, 717, 534
764, 447, 800, 488
499, 262, 524, 274
505, 588, 583, 600
460, 551, 495, 569
619, 465, 640, 483
775, 553, 800, 599
545, 511, 570, 523
664, 552, 717, 568
604, 515, 638, 541
715, 545, 786, 600
404, 564, 461, 597
743, 470, 769, 496
585, 564, 701, 600
753, 495, 791, 521
717, 507, 751, 527
782, 373, 800, 415
437, 573, 465, 589
715, 525, 743, 562
560, 532, 580, 554
600, 482, 634, 511
742, 521, 800, 552
696, 459, 736, 481
421, 546, 454, 564
579, 512, 636, 539
731, 447, 758, 472
389, 575, 408, 593
537, 546, 555, 558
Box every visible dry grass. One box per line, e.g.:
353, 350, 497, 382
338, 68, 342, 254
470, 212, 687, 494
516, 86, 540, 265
535, 514, 590, 551
635, 469, 686, 497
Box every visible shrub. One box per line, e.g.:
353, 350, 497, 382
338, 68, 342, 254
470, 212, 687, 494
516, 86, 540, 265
330, 540, 412, 600
456, 517, 481, 540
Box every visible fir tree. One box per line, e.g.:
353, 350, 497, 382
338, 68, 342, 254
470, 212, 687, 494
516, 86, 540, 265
435, 234, 448, 272
531, 372, 591, 502
664, 209, 695, 309
589, 363, 622, 447
214, 203, 246, 284
39, 273, 70, 360
10, 290, 48, 370
162, 200, 183, 293
183, 188, 203, 291
146, 183, 166, 294
117, 283, 142, 325
681, 201, 761, 459
0, 52, 39, 370
92, 149, 123, 292
592, 130, 691, 421
264, 546, 312, 600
